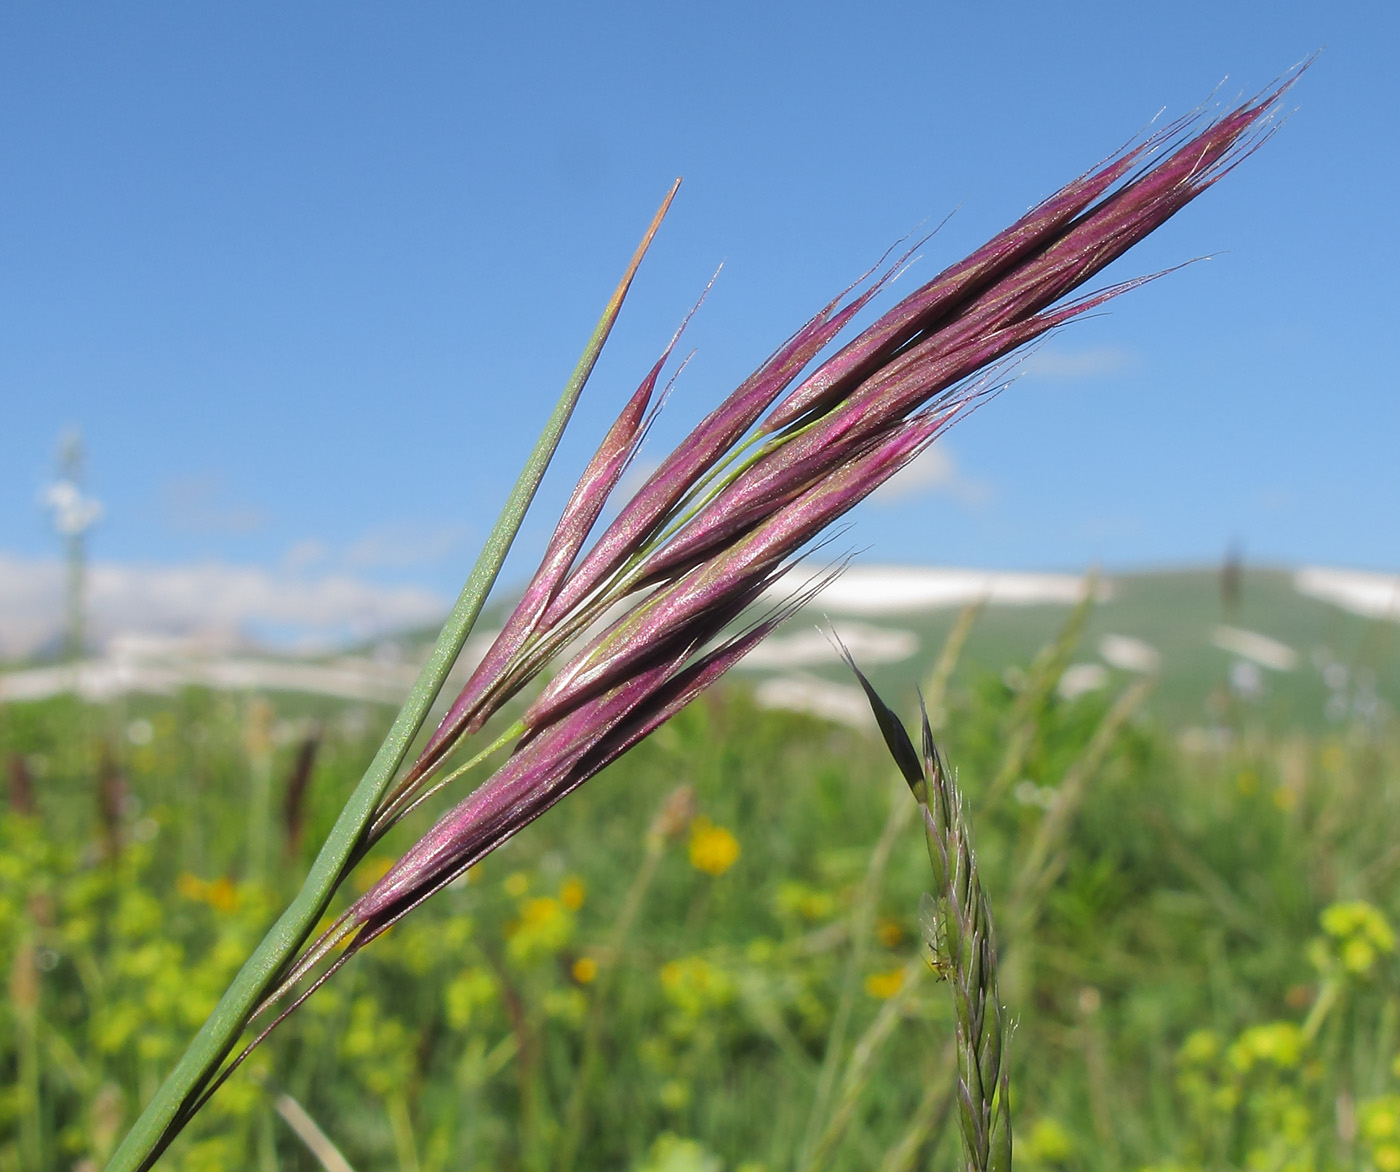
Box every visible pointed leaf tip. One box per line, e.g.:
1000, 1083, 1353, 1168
600, 177, 682, 325
836, 633, 922, 789
916, 688, 946, 782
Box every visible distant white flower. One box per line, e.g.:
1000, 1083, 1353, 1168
42, 479, 104, 536
1229, 660, 1264, 699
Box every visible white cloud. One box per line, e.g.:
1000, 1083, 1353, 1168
283, 538, 332, 574
1019, 345, 1137, 381
872, 445, 991, 507
343, 522, 471, 571
161, 475, 267, 536
0, 556, 64, 660
0, 553, 447, 659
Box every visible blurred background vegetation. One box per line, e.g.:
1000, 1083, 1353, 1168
2, 584, 1398, 1172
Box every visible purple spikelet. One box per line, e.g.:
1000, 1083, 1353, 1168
537, 267, 899, 628
401, 351, 670, 791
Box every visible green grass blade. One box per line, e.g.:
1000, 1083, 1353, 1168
103, 179, 681, 1172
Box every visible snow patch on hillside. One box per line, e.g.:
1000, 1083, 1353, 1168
1295, 567, 1400, 622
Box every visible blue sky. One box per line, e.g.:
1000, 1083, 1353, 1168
2, 2, 1395, 634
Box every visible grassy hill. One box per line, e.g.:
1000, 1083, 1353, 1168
315, 565, 1400, 734
5, 566, 1395, 736
728, 567, 1400, 733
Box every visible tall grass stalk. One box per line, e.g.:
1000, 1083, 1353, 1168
11, 931, 42, 1171
268, 1088, 357, 1172
807, 957, 929, 1171
978, 578, 1098, 814
848, 659, 1012, 1172
875, 1041, 958, 1172
557, 785, 695, 1172
1005, 675, 1155, 941
800, 600, 980, 1171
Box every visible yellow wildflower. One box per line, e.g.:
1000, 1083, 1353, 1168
864, 967, 906, 999
572, 956, 598, 984
1316, 900, 1396, 977
504, 870, 530, 897
658, 1080, 691, 1110
1322, 900, 1395, 951
520, 896, 562, 928
176, 873, 205, 902
1227, 1022, 1303, 1072
660, 956, 733, 1015
640, 1132, 717, 1172
1025, 1117, 1074, 1163
1343, 937, 1378, 974
1212, 1085, 1240, 1113
560, 876, 586, 911
689, 817, 740, 876
175, 874, 240, 913
1362, 1096, 1400, 1143
507, 895, 573, 963
876, 917, 904, 948
775, 881, 835, 921
204, 877, 239, 914
444, 967, 496, 1029
353, 857, 395, 894
1178, 1029, 1220, 1067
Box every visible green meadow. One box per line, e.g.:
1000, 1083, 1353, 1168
2, 583, 1398, 1172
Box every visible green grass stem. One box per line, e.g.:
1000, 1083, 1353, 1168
1005, 676, 1155, 941
270, 1087, 358, 1172
807, 957, 927, 1172
557, 788, 686, 1172
875, 1041, 957, 1172
978, 575, 1097, 815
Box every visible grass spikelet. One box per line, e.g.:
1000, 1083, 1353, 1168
846, 653, 1011, 1172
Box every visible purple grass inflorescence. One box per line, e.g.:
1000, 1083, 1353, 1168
269, 73, 1297, 1007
